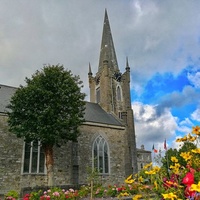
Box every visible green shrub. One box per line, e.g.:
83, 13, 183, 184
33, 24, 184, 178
4, 190, 19, 200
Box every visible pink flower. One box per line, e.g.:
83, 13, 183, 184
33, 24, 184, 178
69, 188, 74, 193
65, 191, 69, 194
52, 192, 60, 196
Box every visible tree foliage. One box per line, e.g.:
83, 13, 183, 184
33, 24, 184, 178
7, 64, 86, 186
7, 64, 86, 146
161, 142, 197, 171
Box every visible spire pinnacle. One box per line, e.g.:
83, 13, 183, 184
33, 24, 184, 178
88, 62, 92, 76
126, 57, 130, 71
98, 9, 118, 72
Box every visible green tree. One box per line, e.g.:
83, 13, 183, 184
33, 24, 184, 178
7, 64, 86, 186
161, 142, 197, 173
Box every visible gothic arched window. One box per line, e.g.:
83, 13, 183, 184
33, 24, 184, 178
116, 86, 121, 101
92, 135, 109, 174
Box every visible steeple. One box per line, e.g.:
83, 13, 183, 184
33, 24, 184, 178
98, 9, 119, 72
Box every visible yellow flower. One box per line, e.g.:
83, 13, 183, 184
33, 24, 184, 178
125, 174, 135, 184
170, 163, 180, 169
152, 166, 160, 172
119, 192, 129, 196
154, 181, 158, 190
138, 176, 144, 183
191, 148, 200, 154
176, 138, 182, 142
126, 174, 133, 180
166, 181, 178, 187
171, 156, 178, 162
170, 163, 180, 175
145, 170, 156, 175
125, 179, 135, 184
132, 194, 142, 200
143, 162, 152, 169
190, 181, 200, 192
180, 152, 192, 161
192, 125, 200, 135
162, 192, 178, 200
187, 133, 197, 142
181, 135, 188, 141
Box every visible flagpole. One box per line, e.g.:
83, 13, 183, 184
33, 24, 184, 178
166, 149, 170, 178
164, 139, 170, 178
152, 144, 155, 165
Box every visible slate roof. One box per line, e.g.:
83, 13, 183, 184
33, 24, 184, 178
0, 84, 123, 127
84, 102, 122, 126
0, 84, 17, 113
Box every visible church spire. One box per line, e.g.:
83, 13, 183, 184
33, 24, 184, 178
98, 9, 118, 72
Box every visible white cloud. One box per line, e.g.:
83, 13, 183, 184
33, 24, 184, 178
132, 101, 177, 151
187, 72, 200, 89
179, 118, 193, 129
0, 0, 200, 90
171, 137, 184, 150
191, 108, 200, 122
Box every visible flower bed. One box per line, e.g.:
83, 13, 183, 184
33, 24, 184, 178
3, 126, 200, 200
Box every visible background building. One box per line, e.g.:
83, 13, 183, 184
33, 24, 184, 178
137, 145, 152, 172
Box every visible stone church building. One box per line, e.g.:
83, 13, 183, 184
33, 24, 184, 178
0, 10, 150, 196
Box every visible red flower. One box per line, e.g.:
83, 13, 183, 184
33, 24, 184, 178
186, 165, 196, 174
117, 187, 122, 192
23, 194, 30, 200
182, 172, 194, 186
184, 185, 196, 199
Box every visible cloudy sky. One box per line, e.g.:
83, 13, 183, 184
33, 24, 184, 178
1, 0, 200, 152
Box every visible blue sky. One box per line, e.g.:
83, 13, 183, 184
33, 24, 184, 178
0, 0, 200, 151
132, 64, 200, 151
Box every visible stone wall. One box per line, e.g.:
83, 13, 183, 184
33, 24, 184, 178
0, 114, 23, 196
0, 115, 73, 196
0, 115, 129, 197
79, 124, 128, 185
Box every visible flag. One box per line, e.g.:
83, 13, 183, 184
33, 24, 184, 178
164, 139, 167, 150
152, 144, 158, 153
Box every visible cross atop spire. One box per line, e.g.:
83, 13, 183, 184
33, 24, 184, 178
98, 9, 119, 72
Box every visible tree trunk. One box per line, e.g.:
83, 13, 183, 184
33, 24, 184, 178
44, 144, 54, 187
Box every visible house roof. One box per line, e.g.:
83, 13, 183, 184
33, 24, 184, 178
0, 84, 17, 113
0, 84, 123, 127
